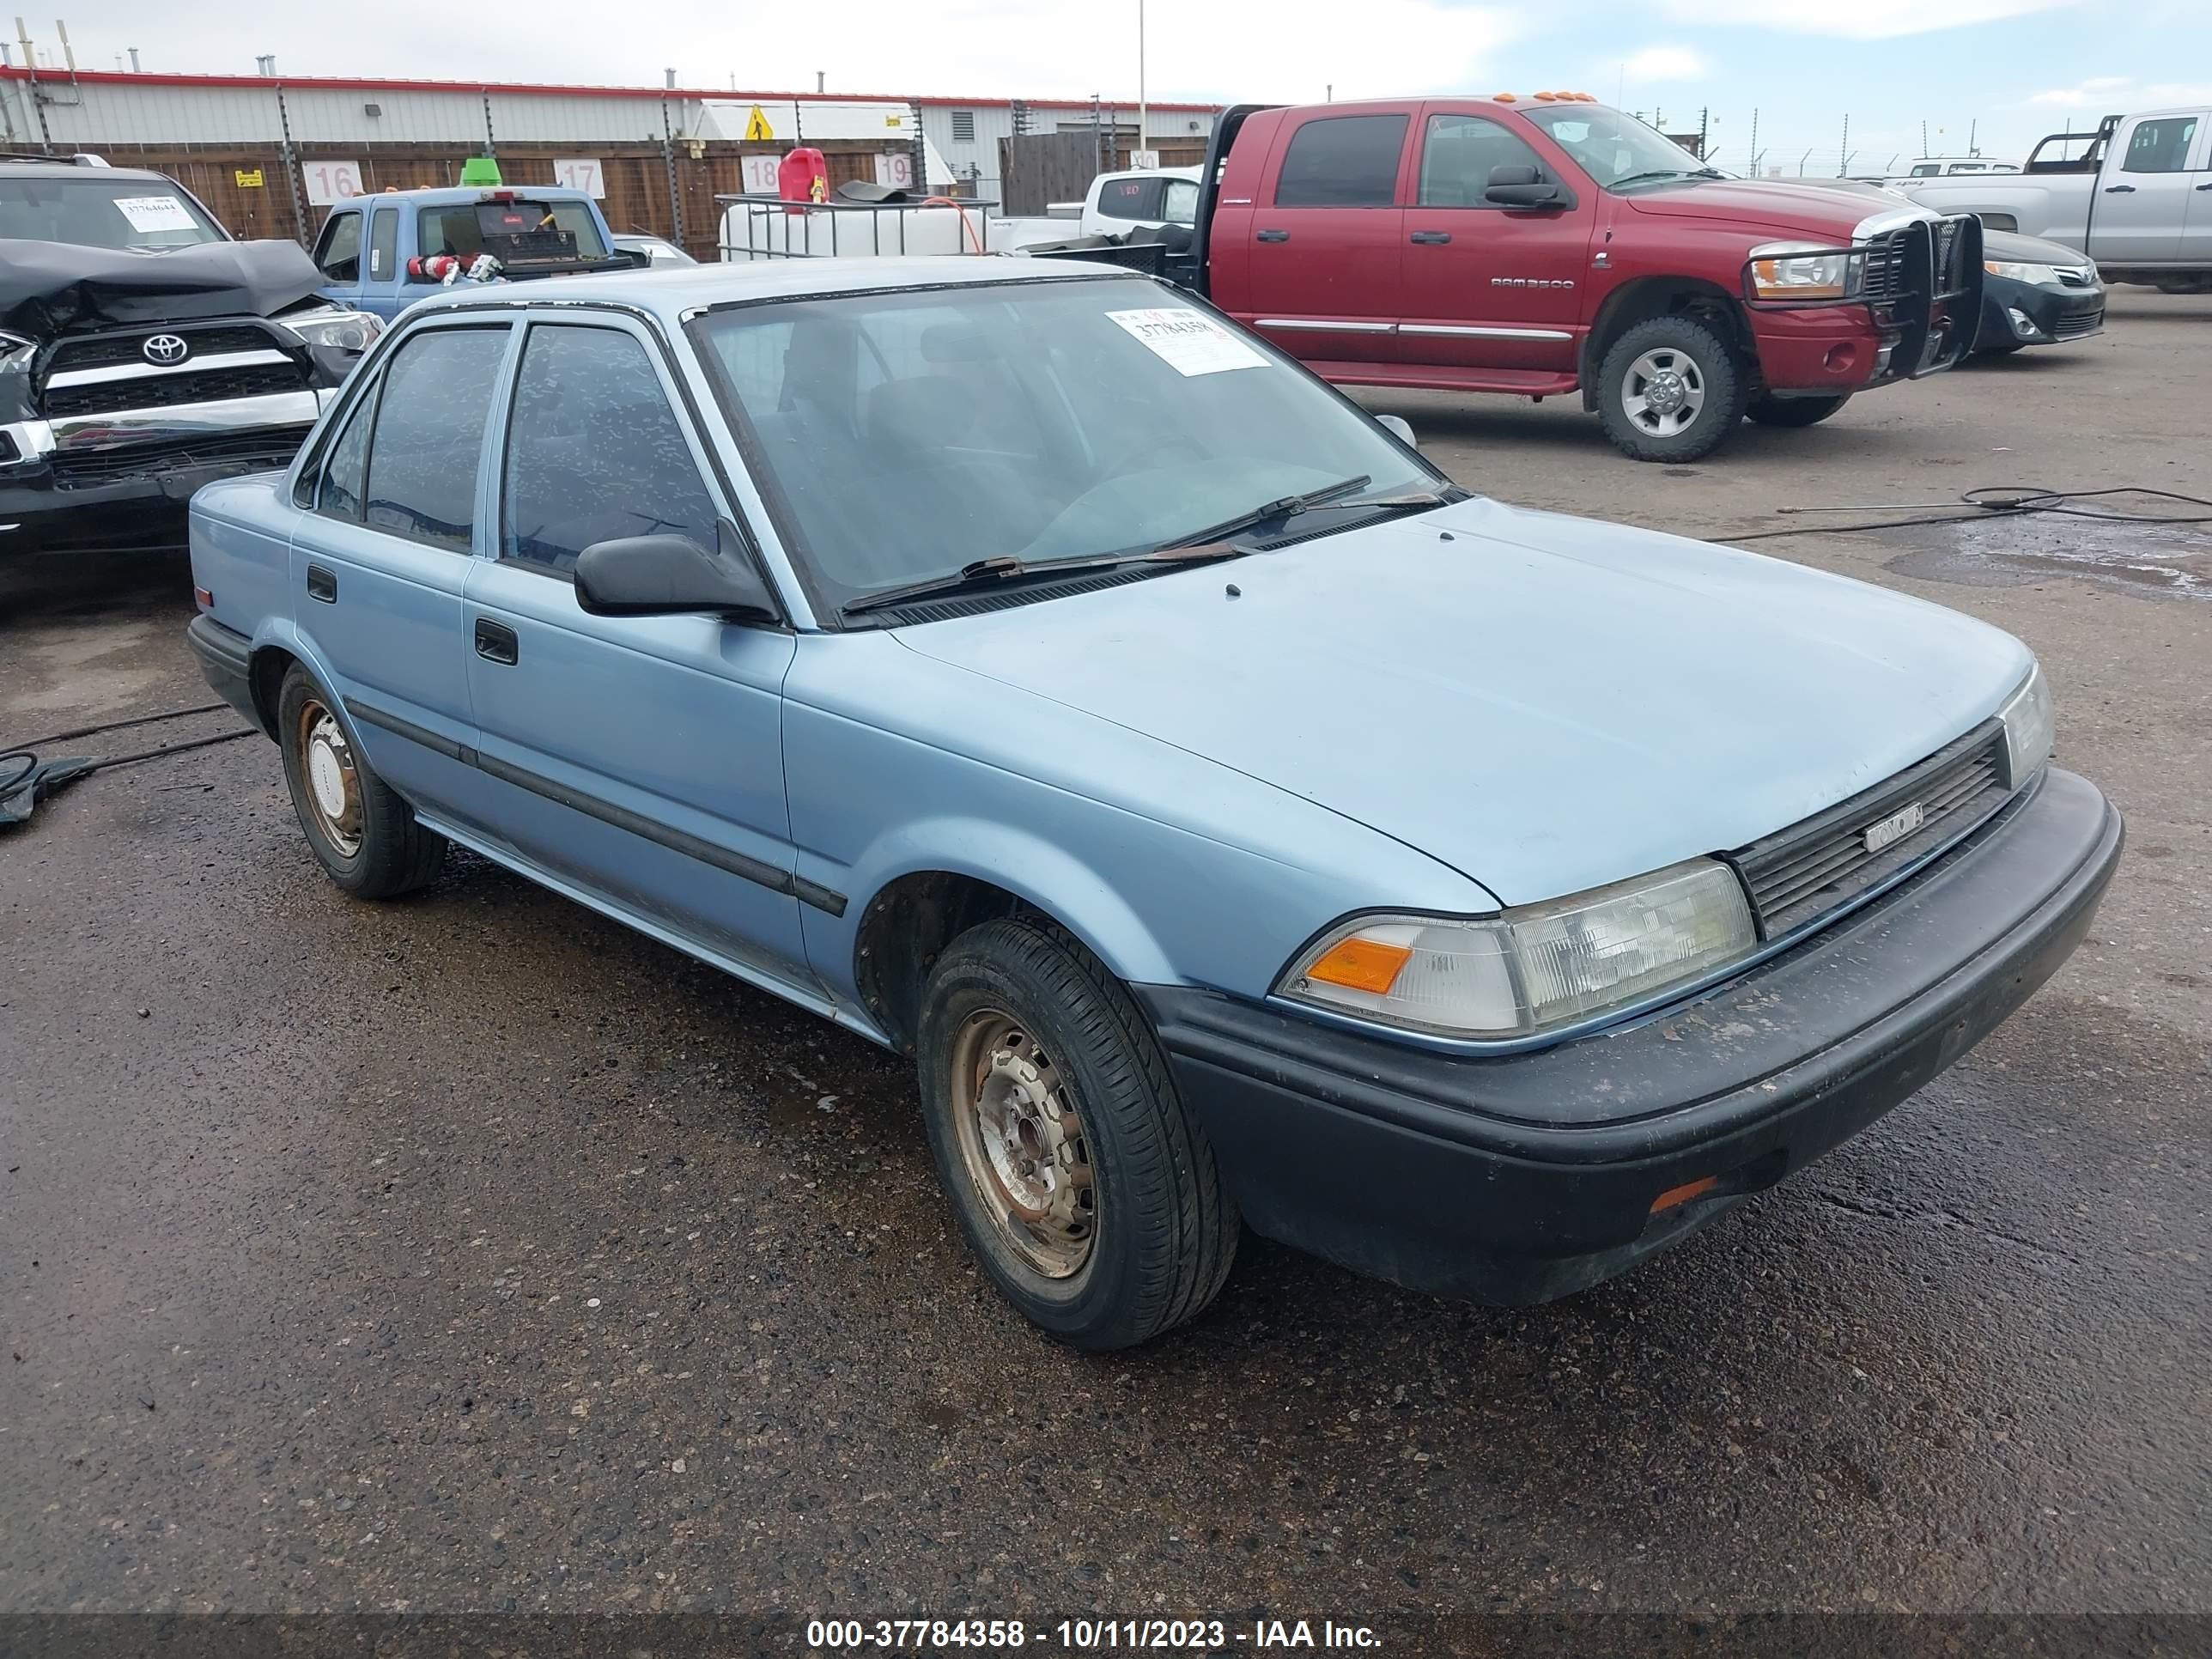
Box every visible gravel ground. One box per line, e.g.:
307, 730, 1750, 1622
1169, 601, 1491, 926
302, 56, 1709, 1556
2, 289, 2206, 1649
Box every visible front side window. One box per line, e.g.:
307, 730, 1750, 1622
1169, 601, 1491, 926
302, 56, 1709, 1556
362, 326, 510, 553
314, 211, 362, 280
2123, 117, 2199, 174
1418, 114, 1553, 207
501, 325, 720, 575
1274, 114, 1409, 207
690, 277, 1436, 615
0, 176, 226, 251
316, 392, 375, 521
1522, 105, 1710, 191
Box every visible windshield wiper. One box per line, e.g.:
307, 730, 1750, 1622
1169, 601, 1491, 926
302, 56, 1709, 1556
840, 544, 1252, 617
1610, 167, 1724, 190
1149, 474, 1376, 553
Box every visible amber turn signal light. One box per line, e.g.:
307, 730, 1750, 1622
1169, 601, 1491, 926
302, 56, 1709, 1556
1303, 936, 1414, 996
1650, 1175, 1719, 1214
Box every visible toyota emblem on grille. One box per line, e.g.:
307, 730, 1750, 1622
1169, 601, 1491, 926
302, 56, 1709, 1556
142, 334, 190, 366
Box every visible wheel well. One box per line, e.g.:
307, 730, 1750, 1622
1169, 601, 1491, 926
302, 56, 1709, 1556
1978, 212, 2019, 233
854, 872, 1031, 1054
1580, 277, 1753, 409
246, 646, 295, 740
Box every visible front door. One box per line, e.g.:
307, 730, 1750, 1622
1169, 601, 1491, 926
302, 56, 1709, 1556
2095, 113, 2204, 264
287, 319, 513, 821
1396, 106, 1595, 376
462, 315, 810, 986
310, 207, 365, 311
1232, 108, 1412, 371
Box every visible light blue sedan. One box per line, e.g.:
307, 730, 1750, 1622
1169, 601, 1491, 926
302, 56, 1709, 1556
185, 258, 2122, 1350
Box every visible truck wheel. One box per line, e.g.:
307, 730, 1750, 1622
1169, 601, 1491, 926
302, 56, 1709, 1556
276, 662, 447, 900
1746, 392, 1850, 428
1595, 315, 1747, 462
915, 916, 1237, 1352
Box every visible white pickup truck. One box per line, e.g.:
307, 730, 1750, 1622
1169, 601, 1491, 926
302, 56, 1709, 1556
991, 167, 1202, 252
1908, 108, 2212, 292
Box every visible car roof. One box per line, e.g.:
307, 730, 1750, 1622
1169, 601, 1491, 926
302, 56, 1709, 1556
401, 254, 1147, 322
0, 159, 173, 183
342, 185, 598, 207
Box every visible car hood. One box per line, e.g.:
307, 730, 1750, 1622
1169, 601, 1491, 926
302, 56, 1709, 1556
893, 497, 2031, 907
1982, 227, 2092, 269
1621, 178, 1917, 240
0, 237, 326, 339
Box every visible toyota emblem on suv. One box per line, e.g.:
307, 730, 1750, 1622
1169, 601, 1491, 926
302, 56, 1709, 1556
142, 334, 190, 366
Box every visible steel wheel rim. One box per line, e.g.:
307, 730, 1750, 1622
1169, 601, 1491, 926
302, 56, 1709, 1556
947, 1008, 1097, 1279
296, 698, 363, 856
1622, 347, 1707, 437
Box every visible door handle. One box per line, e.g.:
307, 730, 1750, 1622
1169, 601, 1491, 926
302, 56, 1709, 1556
473, 617, 519, 665
305, 563, 337, 604
2197, 181, 2212, 191
2104, 184, 2136, 193
1409, 230, 1452, 245
1255, 228, 1290, 243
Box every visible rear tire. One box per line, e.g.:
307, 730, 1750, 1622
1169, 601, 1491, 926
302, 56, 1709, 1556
1595, 315, 1748, 463
1746, 392, 1850, 428
915, 916, 1237, 1351
277, 663, 446, 900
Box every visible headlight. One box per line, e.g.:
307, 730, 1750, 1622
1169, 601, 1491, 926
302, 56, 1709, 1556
1996, 661, 2054, 787
1748, 240, 1857, 301
278, 305, 384, 355
1276, 860, 1757, 1041
1984, 259, 2067, 286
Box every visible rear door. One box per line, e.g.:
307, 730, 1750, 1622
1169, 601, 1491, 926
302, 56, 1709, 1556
287, 318, 512, 820
2175, 113, 2212, 262
362, 204, 403, 318
2094, 113, 2203, 263
1230, 107, 1413, 370
1397, 105, 1595, 376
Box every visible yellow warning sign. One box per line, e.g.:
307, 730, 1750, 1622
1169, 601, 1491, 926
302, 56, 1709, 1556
234, 167, 264, 187
744, 105, 775, 142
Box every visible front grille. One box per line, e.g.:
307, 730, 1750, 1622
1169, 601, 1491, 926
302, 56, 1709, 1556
2051, 307, 2105, 339
1860, 228, 1911, 301
1725, 721, 2011, 939
48, 426, 313, 491
46, 323, 280, 374
42, 362, 307, 419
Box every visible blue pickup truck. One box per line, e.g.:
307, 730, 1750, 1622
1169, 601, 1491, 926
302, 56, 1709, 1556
308, 185, 633, 319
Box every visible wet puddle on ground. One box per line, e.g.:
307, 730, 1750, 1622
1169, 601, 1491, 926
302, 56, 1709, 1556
1878, 513, 2212, 600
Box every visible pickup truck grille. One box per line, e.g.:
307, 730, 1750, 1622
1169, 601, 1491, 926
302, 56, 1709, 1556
42, 362, 307, 419
1860, 229, 1911, 301
1723, 721, 2011, 940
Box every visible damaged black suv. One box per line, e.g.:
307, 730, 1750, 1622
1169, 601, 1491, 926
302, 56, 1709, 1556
0, 155, 380, 569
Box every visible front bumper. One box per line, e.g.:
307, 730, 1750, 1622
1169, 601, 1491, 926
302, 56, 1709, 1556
1138, 768, 2122, 1306
0, 388, 327, 558
1978, 277, 2105, 349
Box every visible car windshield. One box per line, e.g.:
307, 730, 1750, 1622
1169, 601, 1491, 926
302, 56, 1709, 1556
0, 177, 226, 251
689, 276, 1436, 614
1522, 106, 1711, 191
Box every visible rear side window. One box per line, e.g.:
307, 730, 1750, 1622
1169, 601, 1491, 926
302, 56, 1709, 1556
501, 325, 720, 575
362, 327, 510, 553
314, 210, 362, 281
1097, 177, 1166, 221
368, 208, 398, 282
2122, 116, 2199, 173
316, 393, 374, 520
1274, 114, 1409, 207
1417, 114, 1551, 207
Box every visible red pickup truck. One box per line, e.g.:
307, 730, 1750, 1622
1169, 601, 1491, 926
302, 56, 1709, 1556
1178, 96, 1984, 461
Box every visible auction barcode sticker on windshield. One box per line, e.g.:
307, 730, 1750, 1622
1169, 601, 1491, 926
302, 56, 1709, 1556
112, 196, 200, 234
1107, 307, 1267, 376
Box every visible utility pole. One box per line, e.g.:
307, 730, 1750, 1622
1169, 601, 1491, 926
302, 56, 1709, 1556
1839, 112, 1849, 176
1136, 0, 1146, 163
1748, 107, 1759, 175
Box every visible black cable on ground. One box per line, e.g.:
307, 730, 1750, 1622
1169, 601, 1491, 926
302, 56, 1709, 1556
1727, 483, 2212, 544
8, 700, 228, 754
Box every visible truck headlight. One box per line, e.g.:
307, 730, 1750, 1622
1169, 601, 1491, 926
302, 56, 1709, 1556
277, 305, 384, 355
1996, 661, 2054, 787
1748, 241, 1857, 301
1276, 860, 1757, 1042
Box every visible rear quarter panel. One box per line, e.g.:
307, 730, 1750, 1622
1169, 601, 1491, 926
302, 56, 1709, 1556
189, 474, 299, 653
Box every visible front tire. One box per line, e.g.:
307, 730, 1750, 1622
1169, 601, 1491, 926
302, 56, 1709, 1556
1595, 314, 1748, 462
915, 917, 1237, 1351
277, 663, 446, 899
1746, 392, 1850, 428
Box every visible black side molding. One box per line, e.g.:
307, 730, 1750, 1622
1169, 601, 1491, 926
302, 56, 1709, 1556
339, 694, 848, 915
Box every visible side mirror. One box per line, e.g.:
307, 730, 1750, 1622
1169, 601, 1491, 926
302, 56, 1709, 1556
1375, 414, 1416, 447
574, 526, 780, 622
1485, 164, 1567, 209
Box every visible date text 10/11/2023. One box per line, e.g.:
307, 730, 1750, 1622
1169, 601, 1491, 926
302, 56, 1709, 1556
805, 1618, 1384, 1650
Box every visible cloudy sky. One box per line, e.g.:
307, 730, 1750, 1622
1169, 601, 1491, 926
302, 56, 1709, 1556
49, 0, 2212, 173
